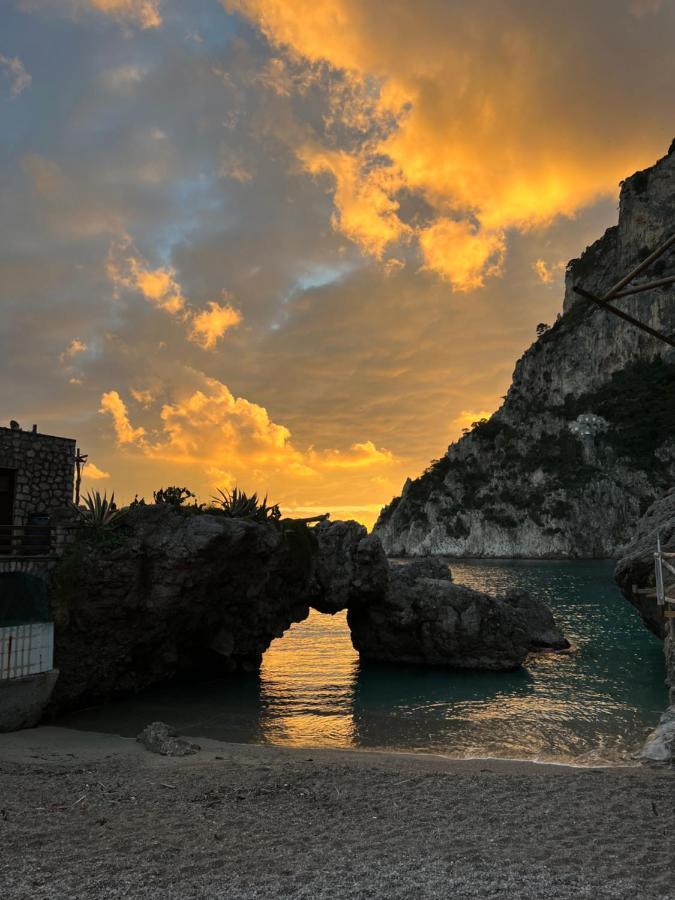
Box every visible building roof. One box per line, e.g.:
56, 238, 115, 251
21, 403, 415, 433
0, 426, 76, 443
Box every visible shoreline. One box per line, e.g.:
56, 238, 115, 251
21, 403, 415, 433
0, 724, 648, 775
0, 725, 652, 776
389, 555, 618, 562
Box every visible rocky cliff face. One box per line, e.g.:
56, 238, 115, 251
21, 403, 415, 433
375, 142, 675, 557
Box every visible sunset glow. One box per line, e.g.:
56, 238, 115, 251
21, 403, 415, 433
2, 0, 674, 527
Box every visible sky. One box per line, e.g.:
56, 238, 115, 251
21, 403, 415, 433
1, 0, 674, 527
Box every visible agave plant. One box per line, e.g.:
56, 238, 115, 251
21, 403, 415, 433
212, 487, 281, 523
78, 490, 126, 532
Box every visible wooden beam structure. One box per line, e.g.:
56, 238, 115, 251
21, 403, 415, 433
602, 232, 675, 299
572, 231, 675, 348
572, 285, 675, 348
610, 275, 675, 299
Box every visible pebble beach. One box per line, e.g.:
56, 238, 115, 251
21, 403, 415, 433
0, 726, 672, 899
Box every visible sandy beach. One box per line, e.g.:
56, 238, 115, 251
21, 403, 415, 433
0, 727, 672, 899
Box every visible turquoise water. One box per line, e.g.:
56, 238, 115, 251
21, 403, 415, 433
59, 560, 668, 764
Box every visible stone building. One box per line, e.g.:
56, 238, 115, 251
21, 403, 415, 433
0, 422, 76, 545
0, 422, 75, 729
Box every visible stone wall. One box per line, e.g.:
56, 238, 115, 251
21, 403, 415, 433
0, 427, 76, 527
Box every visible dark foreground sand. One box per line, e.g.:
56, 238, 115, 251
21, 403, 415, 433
0, 727, 672, 900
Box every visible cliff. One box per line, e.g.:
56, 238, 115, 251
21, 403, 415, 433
375, 142, 675, 557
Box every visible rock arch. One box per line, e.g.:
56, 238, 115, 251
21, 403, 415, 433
47, 506, 566, 714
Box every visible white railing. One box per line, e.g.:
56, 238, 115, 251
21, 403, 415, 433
0, 622, 54, 680
654, 533, 675, 630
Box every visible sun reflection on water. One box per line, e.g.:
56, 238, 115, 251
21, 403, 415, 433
255, 561, 666, 764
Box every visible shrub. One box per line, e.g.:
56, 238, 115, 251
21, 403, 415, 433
548, 498, 573, 519
212, 487, 281, 523
153, 486, 196, 506
78, 491, 126, 534
467, 418, 514, 443
563, 358, 675, 472
482, 508, 519, 528
443, 513, 470, 539
522, 431, 594, 486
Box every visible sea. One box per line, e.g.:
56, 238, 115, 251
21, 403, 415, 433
59, 560, 667, 766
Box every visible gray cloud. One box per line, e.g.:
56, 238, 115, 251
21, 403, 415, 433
0, 52, 31, 97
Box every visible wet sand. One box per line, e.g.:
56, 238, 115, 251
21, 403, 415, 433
0, 727, 673, 899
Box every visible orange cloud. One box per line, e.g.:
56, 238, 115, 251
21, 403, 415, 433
100, 390, 146, 445
133, 267, 186, 315
83, 462, 111, 480
107, 236, 242, 348
188, 299, 242, 350
225, 0, 673, 288
99, 378, 396, 501
307, 441, 395, 470
107, 237, 185, 314
86, 0, 161, 28
533, 258, 566, 285
24, 0, 162, 29
299, 145, 410, 259
60, 339, 88, 361
130, 387, 156, 407
419, 219, 505, 291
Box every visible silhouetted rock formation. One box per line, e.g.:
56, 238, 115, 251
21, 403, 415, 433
312, 520, 389, 613
50, 505, 362, 711
49, 506, 566, 712
375, 142, 675, 558
348, 558, 568, 670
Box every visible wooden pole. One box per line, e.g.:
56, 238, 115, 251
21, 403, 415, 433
288, 513, 331, 524
602, 233, 675, 300
572, 285, 675, 348
610, 274, 675, 299
74, 449, 88, 506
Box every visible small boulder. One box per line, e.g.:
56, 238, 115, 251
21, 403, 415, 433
638, 705, 675, 767
137, 721, 201, 757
